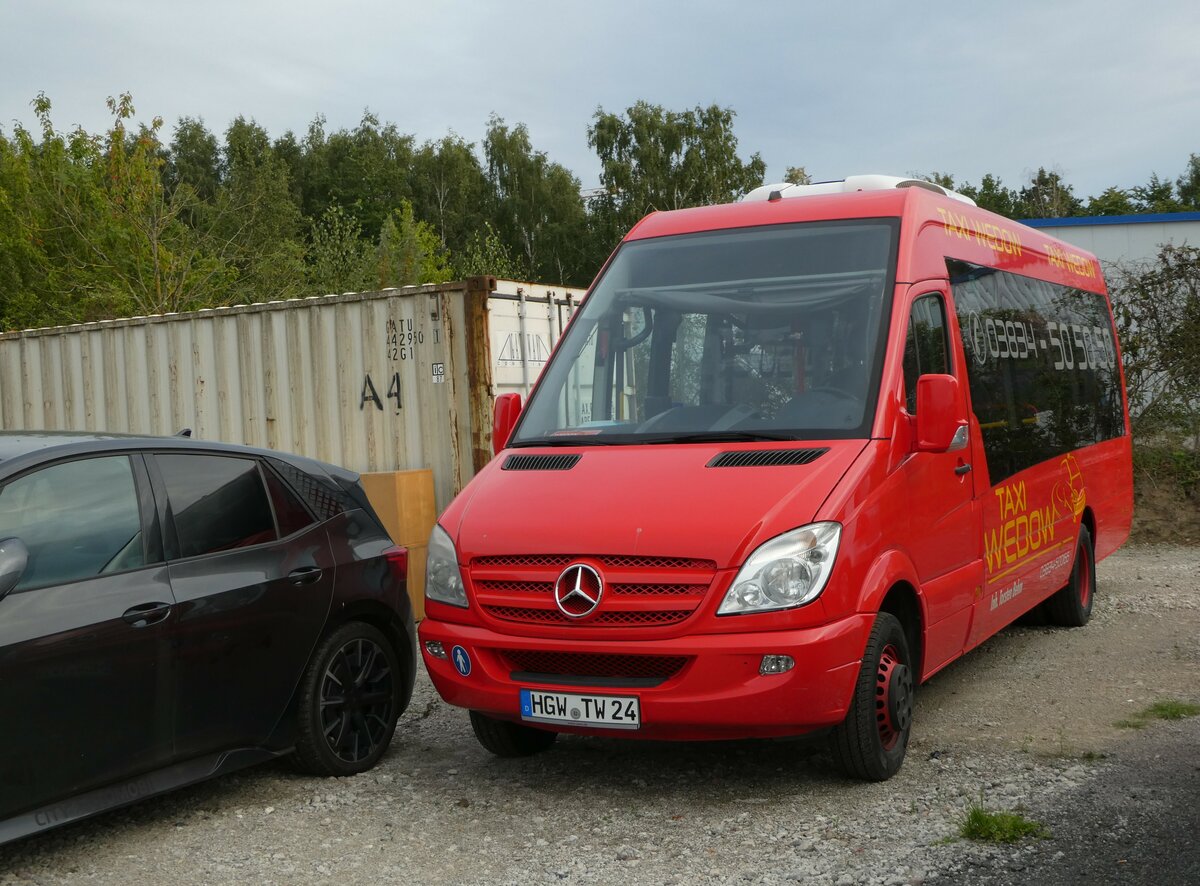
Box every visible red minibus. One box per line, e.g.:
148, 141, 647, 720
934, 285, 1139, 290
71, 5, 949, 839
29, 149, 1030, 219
418, 175, 1133, 780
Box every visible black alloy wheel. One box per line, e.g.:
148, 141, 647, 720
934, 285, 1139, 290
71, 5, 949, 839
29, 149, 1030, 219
294, 622, 401, 776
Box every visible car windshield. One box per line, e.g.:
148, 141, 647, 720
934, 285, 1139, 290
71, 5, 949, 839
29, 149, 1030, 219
512, 220, 898, 446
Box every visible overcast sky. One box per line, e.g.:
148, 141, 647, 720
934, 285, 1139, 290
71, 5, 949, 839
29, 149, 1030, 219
4, 0, 1198, 200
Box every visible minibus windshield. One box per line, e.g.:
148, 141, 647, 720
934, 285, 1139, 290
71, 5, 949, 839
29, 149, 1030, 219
511, 220, 898, 446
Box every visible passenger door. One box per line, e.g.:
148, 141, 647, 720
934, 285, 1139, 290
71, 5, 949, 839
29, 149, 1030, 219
0, 454, 174, 819
899, 288, 981, 672
150, 453, 336, 760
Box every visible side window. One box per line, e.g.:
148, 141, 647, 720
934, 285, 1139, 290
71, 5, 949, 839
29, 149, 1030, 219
0, 456, 148, 591
157, 454, 277, 558
262, 465, 316, 537
902, 294, 950, 413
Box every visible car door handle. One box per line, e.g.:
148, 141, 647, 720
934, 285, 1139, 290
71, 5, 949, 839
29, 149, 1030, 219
954, 463, 972, 476
288, 566, 324, 585
123, 601, 172, 627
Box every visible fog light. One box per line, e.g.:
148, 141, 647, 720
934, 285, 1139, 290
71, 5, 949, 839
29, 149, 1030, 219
424, 640, 447, 659
760, 654, 795, 675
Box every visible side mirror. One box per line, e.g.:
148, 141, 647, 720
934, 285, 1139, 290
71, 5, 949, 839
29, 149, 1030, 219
913, 374, 967, 453
0, 537, 29, 601
492, 393, 523, 457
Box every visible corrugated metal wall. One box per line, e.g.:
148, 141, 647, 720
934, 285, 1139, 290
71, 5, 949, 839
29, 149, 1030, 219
0, 277, 585, 509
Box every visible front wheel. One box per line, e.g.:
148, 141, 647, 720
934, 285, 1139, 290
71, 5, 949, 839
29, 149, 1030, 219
829, 612, 914, 781
1045, 524, 1095, 627
470, 710, 557, 757
293, 622, 402, 776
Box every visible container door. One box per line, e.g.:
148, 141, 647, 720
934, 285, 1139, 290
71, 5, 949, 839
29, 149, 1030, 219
899, 287, 981, 672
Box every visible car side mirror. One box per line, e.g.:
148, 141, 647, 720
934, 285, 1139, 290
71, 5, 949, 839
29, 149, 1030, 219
913, 374, 967, 453
0, 537, 29, 601
492, 393, 523, 457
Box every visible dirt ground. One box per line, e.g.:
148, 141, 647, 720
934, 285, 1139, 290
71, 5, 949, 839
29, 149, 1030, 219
913, 542, 1200, 759
1128, 480, 1200, 544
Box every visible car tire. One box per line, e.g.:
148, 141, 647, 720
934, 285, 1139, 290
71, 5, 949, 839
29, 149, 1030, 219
293, 621, 402, 777
829, 612, 914, 782
1045, 525, 1095, 628
469, 710, 557, 757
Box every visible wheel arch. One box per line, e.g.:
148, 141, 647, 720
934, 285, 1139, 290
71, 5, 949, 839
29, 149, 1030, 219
856, 548, 928, 679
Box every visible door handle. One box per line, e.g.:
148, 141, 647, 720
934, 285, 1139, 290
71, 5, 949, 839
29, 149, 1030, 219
954, 463, 972, 476
123, 601, 172, 627
288, 566, 324, 586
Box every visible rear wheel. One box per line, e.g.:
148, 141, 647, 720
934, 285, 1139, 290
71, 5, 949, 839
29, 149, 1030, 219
1045, 525, 1095, 627
470, 710, 557, 757
829, 612, 914, 781
294, 622, 401, 776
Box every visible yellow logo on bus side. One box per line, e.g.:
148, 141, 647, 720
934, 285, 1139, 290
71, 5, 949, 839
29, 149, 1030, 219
1044, 243, 1098, 281
984, 456, 1085, 584
936, 207, 1023, 257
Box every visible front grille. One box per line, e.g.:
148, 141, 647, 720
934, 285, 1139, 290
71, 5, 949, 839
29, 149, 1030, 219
469, 553, 716, 629
484, 606, 693, 627
500, 649, 689, 681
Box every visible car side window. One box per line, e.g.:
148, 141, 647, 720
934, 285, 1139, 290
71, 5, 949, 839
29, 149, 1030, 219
902, 294, 950, 413
0, 456, 148, 591
157, 454, 277, 558
262, 465, 316, 537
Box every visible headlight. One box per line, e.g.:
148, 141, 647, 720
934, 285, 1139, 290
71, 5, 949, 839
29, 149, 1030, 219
425, 524, 467, 607
718, 523, 841, 615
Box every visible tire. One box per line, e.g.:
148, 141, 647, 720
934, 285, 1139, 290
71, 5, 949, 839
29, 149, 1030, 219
469, 710, 557, 758
293, 622, 402, 777
1045, 525, 1095, 627
829, 612, 914, 781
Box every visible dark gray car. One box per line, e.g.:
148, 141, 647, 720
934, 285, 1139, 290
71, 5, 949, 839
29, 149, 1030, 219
0, 432, 416, 844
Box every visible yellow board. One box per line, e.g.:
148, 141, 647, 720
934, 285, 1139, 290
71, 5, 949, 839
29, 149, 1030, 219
360, 469, 437, 620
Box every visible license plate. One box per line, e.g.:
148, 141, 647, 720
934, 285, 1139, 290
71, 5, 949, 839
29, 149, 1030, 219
519, 688, 641, 730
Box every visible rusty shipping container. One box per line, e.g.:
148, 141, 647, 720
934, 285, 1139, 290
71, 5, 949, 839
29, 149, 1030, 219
0, 276, 585, 511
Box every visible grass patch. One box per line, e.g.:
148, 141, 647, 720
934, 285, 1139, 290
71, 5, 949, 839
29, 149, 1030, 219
960, 805, 1049, 843
1114, 698, 1200, 729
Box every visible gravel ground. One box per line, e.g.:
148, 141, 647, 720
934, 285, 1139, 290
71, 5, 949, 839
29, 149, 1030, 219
1, 544, 1197, 885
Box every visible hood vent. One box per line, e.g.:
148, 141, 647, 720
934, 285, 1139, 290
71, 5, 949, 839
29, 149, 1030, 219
707, 448, 829, 468
502, 453, 582, 471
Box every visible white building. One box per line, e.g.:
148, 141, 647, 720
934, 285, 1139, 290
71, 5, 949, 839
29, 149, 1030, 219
1023, 211, 1200, 269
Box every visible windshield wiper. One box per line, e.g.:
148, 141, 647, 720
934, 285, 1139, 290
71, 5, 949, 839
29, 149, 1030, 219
638, 430, 804, 444
509, 436, 626, 448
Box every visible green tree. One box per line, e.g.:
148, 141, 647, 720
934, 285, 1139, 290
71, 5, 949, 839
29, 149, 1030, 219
454, 221, 522, 279
587, 102, 766, 242
1132, 172, 1182, 213
0, 127, 49, 329
483, 115, 589, 284
375, 200, 452, 288
1176, 154, 1200, 210
294, 112, 414, 241
307, 204, 373, 294
957, 174, 1020, 218
164, 117, 221, 202
783, 166, 812, 186
409, 134, 489, 254
1014, 168, 1082, 218
1087, 186, 1136, 216
1110, 244, 1200, 445
214, 116, 307, 302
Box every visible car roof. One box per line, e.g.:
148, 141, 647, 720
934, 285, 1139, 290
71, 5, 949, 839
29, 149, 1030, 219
0, 431, 341, 478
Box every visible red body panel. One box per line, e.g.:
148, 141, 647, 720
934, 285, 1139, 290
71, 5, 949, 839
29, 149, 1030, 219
421, 186, 1134, 742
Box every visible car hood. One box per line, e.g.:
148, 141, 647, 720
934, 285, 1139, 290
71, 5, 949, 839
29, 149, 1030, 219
445, 441, 867, 569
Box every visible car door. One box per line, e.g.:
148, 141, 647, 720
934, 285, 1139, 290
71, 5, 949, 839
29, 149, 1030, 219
898, 287, 981, 672
0, 453, 173, 820
150, 452, 336, 759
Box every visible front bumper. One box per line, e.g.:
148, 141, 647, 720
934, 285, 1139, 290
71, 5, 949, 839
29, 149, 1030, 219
418, 614, 871, 741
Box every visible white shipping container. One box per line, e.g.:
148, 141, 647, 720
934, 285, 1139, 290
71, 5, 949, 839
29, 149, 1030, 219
0, 277, 586, 510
